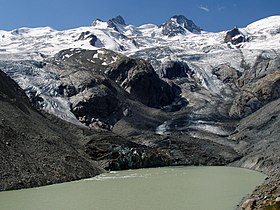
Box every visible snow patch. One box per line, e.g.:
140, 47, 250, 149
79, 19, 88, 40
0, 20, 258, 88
155, 121, 171, 135
189, 122, 228, 136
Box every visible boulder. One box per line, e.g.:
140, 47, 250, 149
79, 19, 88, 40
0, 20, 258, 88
241, 199, 256, 210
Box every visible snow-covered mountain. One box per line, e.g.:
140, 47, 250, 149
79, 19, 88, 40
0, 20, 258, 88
0, 15, 279, 59
0, 15, 280, 126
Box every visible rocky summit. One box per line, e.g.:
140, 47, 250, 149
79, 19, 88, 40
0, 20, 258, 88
0, 15, 280, 209
161, 15, 202, 36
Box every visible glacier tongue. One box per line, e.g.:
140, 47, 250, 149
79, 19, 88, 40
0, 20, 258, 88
0, 60, 83, 126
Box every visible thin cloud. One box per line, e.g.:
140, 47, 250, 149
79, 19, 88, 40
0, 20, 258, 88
217, 6, 225, 11
198, 5, 210, 12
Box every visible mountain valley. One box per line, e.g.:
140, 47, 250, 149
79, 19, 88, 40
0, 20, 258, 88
0, 15, 280, 209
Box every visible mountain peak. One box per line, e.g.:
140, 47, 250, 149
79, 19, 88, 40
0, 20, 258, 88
91, 15, 126, 29
110, 15, 126, 25
106, 15, 127, 32
91, 18, 104, 27
171, 15, 190, 22
161, 15, 202, 37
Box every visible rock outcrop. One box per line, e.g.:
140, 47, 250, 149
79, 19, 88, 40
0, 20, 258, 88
77, 31, 98, 46
107, 15, 126, 32
48, 49, 129, 128
230, 70, 280, 118
54, 48, 178, 111
160, 60, 193, 79
212, 64, 242, 84
109, 15, 126, 26
70, 81, 123, 128
161, 15, 202, 37
225, 27, 247, 45
109, 57, 178, 108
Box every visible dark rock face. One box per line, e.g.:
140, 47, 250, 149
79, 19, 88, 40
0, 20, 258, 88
48, 50, 128, 128
127, 69, 176, 108
161, 61, 193, 79
109, 57, 177, 108
58, 84, 77, 97
212, 64, 242, 84
211, 64, 242, 97
52, 49, 178, 123
111, 15, 126, 25
230, 70, 280, 118
77, 31, 98, 46
70, 82, 123, 127
0, 70, 31, 109
92, 16, 126, 33
107, 20, 119, 31
162, 15, 202, 37
88, 35, 98, 46
107, 15, 126, 32
224, 27, 247, 45
229, 97, 280, 177
78, 31, 91, 40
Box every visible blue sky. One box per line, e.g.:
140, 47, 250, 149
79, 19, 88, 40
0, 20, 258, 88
0, 0, 279, 32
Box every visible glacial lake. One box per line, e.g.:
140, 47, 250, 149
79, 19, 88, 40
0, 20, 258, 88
0, 166, 266, 210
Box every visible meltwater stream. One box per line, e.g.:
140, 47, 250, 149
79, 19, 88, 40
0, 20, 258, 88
0, 167, 266, 210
